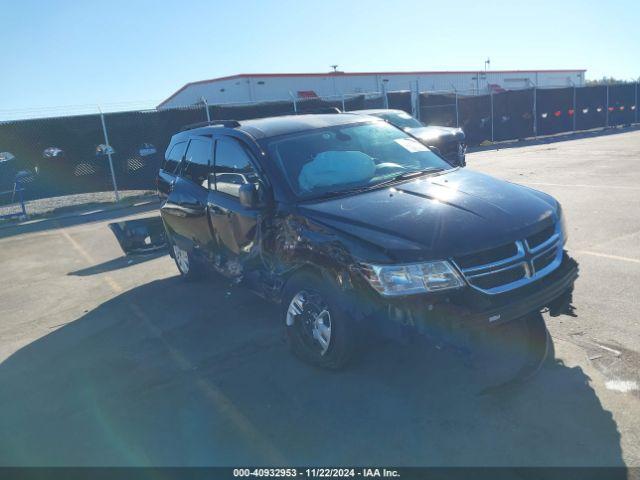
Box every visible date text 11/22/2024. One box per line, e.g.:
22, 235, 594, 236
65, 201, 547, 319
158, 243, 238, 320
233, 468, 400, 478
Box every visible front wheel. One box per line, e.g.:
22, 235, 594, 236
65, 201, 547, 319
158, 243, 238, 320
283, 271, 358, 370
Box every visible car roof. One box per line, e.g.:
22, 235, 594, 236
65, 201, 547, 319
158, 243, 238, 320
350, 109, 405, 115
236, 114, 375, 139
179, 114, 378, 142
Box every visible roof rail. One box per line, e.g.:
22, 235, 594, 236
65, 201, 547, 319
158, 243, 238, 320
180, 120, 240, 132
296, 107, 342, 115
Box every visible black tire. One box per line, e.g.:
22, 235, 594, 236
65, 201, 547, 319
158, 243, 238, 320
282, 270, 358, 370
171, 242, 205, 281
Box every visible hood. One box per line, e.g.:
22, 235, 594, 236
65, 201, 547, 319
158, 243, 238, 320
407, 126, 465, 144
298, 169, 558, 262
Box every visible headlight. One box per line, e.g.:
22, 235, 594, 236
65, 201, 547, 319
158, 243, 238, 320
360, 260, 465, 296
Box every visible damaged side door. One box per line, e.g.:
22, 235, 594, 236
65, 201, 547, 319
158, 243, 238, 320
207, 136, 262, 278
161, 137, 217, 259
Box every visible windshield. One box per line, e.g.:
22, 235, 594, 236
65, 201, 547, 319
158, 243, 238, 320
375, 111, 423, 129
264, 120, 451, 199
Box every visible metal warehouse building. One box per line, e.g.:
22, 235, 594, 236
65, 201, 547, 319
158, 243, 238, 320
158, 69, 586, 109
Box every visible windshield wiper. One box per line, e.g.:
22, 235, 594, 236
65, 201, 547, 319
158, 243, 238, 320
303, 168, 445, 201
308, 186, 373, 200
374, 167, 444, 187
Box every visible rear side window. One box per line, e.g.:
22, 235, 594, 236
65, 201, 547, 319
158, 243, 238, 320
181, 138, 212, 187
214, 138, 259, 197
163, 141, 187, 173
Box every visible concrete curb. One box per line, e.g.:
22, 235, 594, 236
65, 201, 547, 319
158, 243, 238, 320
0, 197, 159, 231
467, 124, 640, 154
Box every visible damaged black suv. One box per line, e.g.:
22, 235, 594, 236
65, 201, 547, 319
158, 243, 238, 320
157, 113, 578, 373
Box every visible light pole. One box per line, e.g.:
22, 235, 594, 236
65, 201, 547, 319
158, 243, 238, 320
330, 65, 339, 96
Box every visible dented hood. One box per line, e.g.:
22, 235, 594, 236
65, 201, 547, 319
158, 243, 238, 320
298, 169, 558, 262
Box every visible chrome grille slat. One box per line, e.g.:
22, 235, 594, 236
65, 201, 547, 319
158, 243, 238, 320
452, 223, 563, 295
527, 232, 560, 254
461, 242, 525, 275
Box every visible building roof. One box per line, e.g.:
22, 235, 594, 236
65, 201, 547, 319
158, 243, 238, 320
158, 69, 587, 108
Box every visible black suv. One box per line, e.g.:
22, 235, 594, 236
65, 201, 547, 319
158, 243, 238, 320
157, 114, 577, 373
352, 109, 467, 166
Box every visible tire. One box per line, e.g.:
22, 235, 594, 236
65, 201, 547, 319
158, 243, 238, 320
282, 270, 358, 370
171, 243, 204, 281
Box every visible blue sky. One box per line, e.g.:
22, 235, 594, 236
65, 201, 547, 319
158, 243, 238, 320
0, 0, 638, 117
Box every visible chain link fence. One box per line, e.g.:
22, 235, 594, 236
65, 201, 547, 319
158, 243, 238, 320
1, 84, 638, 217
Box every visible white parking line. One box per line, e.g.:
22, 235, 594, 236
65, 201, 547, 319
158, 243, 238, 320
605, 380, 639, 393
577, 250, 640, 264
522, 182, 640, 191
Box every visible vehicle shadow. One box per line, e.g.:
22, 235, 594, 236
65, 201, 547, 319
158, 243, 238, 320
68, 251, 166, 277
0, 275, 625, 470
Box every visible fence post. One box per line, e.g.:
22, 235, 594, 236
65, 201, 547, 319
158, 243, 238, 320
605, 84, 610, 128
382, 81, 389, 109
533, 87, 538, 138
416, 80, 421, 121
99, 110, 120, 202
289, 91, 297, 113
410, 82, 417, 118
17, 185, 26, 218
201, 96, 211, 122
573, 86, 577, 132
416, 81, 422, 122
633, 83, 640, 123
490, 91, 494, 142
455, 90, 459, 128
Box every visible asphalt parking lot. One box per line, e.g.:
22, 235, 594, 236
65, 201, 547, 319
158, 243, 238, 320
0, 129, 639, 467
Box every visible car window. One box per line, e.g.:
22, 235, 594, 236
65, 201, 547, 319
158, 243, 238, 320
377, 112, 423, 129
181, 138, 212, 187
163, 141, 187, 173
214, 138, 259, 197
264, 120, 451, 198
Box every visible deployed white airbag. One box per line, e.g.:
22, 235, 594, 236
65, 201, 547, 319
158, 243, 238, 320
298, 150, 376, 191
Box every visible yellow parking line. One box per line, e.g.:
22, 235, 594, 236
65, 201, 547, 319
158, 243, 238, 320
59, 227, 123, 292
577, 250, 640, 265
58, 225, 286, 463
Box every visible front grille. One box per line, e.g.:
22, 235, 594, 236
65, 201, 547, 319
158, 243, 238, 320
533, 248, 557, 271
456, 242, 518, 269
526, 224, 555, 249
471, 264, 527, 290
452, 223, 563, 295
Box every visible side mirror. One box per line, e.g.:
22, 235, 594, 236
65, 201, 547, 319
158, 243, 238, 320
239, 183, 259, 208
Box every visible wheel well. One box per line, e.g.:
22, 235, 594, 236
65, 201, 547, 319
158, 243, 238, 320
279, 264, 335, 301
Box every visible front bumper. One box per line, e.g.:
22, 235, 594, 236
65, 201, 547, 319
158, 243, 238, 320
352, 252, 578, 339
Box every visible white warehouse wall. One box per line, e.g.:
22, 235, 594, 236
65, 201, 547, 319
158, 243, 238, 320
158, 70, 586, 109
